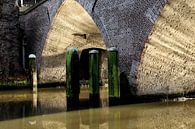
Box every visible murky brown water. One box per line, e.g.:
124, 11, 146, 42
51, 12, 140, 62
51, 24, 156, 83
1, 88, 195, 129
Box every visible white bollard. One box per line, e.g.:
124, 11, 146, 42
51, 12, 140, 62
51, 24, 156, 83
29, 54, 38, 109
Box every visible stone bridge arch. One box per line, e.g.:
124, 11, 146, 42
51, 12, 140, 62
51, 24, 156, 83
39, 0, 107, 82
20, 0, 168, 95
138, 0, 195, 95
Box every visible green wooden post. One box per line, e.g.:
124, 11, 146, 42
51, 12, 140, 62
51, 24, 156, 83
29, 54, 38, 110
66, 48, 80, 111
108, 47, 120, 105
89, 50, 100, 107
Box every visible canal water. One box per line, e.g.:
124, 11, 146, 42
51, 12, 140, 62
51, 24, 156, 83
0, 88, 195, 129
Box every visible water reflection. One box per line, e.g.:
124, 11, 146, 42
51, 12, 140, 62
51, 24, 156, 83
1, 89, 195, 129
66, 111, 80, 129
109, 109, 120, 129
33, 91, 38, 110
1, 101, 195, 129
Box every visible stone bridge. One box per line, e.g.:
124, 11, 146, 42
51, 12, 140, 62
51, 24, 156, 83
1, 0, 195, 95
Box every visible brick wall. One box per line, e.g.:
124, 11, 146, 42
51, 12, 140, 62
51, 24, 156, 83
19, 0, 167, 94
0, 0, 22, 80
78, 0, 167, 94
19, 0, 64, 80
137, 0, 195, 95
3, 0, 195, 95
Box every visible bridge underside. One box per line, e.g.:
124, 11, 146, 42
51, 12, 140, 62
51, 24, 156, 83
1, 0, 195, 95
138, 0, 195, 95
40, 0, 106, 82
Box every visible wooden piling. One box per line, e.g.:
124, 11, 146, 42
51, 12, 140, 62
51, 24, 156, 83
29, 54, 38, 110
66, 48, 80, 111
29, 54, 37, 93
89, 50, 100, 107
108, 47, 120, 105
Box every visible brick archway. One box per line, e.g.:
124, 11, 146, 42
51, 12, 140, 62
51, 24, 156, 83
20, 0, 167, 94
138, 0, 195, 95
39, 0, 106, 82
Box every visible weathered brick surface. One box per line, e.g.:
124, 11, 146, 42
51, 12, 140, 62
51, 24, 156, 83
0, 0, 22, 79
39, 0, 106, 82
2, 0, 195, 95
78, 0, 167, 94
19, 0, 167, 94
138, 0, 195, 95
0, 0, 173, 94
19, 0, 64, 79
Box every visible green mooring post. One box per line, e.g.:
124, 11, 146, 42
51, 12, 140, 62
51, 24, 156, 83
89, 50, 100, 107
66, 48, 80, 111
108, 47, 120, 105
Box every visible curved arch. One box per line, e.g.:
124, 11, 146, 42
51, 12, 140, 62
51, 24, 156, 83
20, 0, 168, 94
137, 0, 195, 95
40, 0, 106, 82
